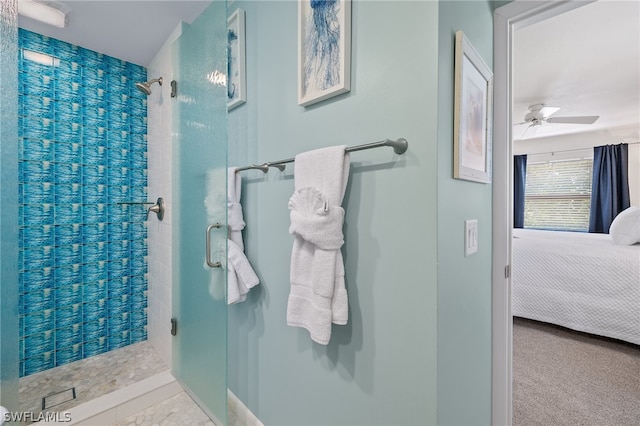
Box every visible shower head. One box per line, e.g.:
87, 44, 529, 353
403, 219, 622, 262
135, 77, 163, 95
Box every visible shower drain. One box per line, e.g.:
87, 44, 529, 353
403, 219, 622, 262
42, 387, 76, 410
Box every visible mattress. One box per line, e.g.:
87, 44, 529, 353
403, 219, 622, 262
512, 228, 640, 345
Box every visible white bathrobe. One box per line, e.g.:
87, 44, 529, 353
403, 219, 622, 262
287, 146, 350, 345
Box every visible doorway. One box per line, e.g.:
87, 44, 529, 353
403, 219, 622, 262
492, 1, 597, 425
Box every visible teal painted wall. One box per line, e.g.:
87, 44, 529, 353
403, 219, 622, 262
437, 1, 494, 425
228, 1, 439, 424
493, 1, 513, 10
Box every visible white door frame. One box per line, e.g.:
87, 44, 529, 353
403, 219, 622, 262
491, 2, 595, 425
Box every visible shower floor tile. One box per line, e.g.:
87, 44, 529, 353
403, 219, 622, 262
19, 341, 168, 417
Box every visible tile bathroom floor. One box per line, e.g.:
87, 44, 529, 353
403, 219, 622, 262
19, 340, 242, 425
114, 392, 219, 426
116, 391, 242, 425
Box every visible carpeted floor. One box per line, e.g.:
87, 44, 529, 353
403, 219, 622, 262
513, 317, 640, 426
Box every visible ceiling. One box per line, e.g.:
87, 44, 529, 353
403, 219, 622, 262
514, 0, 640, 141
18, 1, 212, 66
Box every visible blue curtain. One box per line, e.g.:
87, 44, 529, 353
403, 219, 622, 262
589, 144, 630, 233
514, 155, 527, 228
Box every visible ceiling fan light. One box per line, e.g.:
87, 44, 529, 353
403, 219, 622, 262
18, 0, 70, 29
539, 106, 560, 118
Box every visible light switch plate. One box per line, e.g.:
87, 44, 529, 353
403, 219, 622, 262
465, 219, 478, 256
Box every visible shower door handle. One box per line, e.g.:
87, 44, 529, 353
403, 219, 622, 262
205, 223, 222, 268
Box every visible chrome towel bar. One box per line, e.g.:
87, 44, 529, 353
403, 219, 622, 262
235, 138, 408, 173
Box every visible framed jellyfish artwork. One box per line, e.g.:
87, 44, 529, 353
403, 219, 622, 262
298, 0, 351, 107
228, 8, 246, 110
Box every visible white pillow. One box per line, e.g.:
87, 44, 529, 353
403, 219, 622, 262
609, 206, 640, 245
0, 406, 7, 426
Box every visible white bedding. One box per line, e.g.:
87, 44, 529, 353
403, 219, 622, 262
512, 228, 640, 345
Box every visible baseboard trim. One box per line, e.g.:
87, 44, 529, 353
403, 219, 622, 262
228, 389, 264, 426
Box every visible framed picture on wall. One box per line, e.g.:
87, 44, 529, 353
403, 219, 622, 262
228, 8, 246, 110
453, 30, 493, 183
298, 0, 351, 107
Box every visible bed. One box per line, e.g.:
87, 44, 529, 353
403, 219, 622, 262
512, 228, 640, 345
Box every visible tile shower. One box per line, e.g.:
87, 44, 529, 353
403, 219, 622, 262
18, 29, 149, 377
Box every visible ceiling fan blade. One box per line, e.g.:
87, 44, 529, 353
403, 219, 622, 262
516, 124, 533, 140
513, 121, 528, 126
546, 115, 599, 124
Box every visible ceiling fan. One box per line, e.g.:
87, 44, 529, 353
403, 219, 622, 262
515, 104, 599, 138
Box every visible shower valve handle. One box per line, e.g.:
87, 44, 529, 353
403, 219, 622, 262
146, 197, 165, 221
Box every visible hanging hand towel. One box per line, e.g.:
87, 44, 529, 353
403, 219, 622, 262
287, 146, 350, 345
204, 168, 258, 304
204, 168, 225, 222
227, 167, 246, 251
227, 238, 260, 304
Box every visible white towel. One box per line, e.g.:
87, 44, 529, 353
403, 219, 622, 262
228, 238, 260, 304
203, 169, 226, 301
227, 167, 246, 251
204, 168, 225, 221
287, 146, 350, 345
203, 239, 226, 302
204, 168, 259, 304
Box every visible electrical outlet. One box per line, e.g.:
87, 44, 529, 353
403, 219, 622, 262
465, 219, 478, 256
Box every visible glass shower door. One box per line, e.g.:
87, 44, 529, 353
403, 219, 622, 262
0, 0, 20, 413
172, 1, 228, 424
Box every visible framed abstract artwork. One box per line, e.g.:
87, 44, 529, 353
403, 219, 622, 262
298, 0, 351, 107
228, 8, 246, 110
453, 30, 493, 183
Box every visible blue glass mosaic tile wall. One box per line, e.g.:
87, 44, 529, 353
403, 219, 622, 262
18, 29, 149, 377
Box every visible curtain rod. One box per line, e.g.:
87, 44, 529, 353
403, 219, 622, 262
235, 138, 408, 173
520, 141, 640, 157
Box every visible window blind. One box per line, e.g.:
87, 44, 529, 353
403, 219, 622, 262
524, 159, 593, 231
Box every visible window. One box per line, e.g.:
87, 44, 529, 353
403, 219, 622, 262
524, 159, 593, 231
